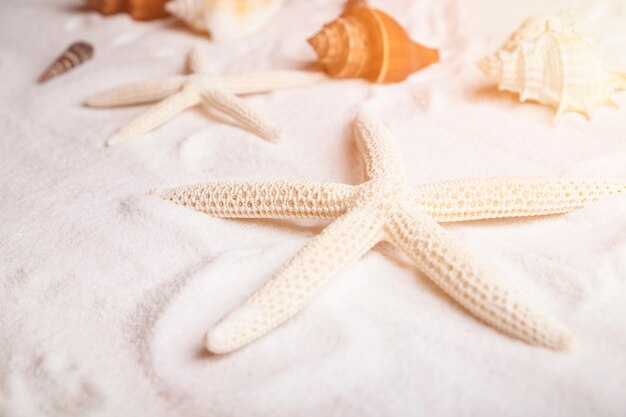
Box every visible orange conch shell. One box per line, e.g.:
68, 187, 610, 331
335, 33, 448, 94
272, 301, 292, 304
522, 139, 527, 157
307, 1, 439, 83
86, 0, 169, 21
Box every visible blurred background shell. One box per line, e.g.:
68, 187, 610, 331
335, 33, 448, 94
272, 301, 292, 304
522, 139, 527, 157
86, 0, 170, 21
307, 1, 439, 84
165, 0, 283, 41
477, 16, 626, 118
38, 41, 94, 83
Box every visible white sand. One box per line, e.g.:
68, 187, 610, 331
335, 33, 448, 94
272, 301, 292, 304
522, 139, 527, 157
2, 0, 626, 416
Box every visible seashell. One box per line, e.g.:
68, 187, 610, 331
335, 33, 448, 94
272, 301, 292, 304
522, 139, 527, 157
85, 0, 169, 20
477, 16, 626, 118
38, 42, 94, 83
307, 1, 439, 83
165, 0, 283, 41
86, 0, 121, 15
128, 0, 170, 20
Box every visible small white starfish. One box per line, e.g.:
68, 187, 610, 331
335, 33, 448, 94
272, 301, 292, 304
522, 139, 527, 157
151, 112, 626, 354
86, 48, 326, 146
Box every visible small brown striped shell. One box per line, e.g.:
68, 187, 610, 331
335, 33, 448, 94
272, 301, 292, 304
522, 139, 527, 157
38, 42, 94, 83
307, 1, 439, 83
85, 0, 170, 21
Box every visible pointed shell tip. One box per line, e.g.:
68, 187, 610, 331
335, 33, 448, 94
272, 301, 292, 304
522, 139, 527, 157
307, 32, 325, 57
414, 43, 439, 67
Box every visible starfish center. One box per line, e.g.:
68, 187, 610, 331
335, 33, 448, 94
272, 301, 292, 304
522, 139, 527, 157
358, 179, 407, 213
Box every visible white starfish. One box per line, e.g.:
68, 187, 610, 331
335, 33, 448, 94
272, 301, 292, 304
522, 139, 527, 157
86, 48, 326, 146
151, 112, 626, 354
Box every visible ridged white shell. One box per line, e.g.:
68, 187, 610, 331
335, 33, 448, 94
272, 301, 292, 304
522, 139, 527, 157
477, 16, 626, 118
165, 0, 283, 41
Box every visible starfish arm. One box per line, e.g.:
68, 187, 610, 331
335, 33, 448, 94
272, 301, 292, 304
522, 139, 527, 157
203, 71, 327, 95
413, 177, 626, 222
353, 111, 405, 181
106, 85, 201, 146
205, 204, 385, 353
387, 206, 574, 350
150, 181, 357, 220
187, 47, 212, 74
85, 76, 187, 107
201, 89, 281, 141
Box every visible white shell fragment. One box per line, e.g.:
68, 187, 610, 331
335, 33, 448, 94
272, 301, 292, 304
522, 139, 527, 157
477, 16, 626, 118
165, 0, 283, 41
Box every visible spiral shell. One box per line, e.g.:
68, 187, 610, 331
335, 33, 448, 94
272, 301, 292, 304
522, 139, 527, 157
477, 16, 626, 118
307, 2, 439, 83
165, 0, 283, 41
38, 42, 94, 83
86, 0, 169, 20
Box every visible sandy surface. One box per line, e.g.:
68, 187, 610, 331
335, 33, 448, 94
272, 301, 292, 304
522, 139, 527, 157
2, 0, 626, 416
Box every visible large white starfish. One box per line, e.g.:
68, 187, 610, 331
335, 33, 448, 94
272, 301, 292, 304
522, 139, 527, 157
86, 48, 326, 146
151, 113, 626, 354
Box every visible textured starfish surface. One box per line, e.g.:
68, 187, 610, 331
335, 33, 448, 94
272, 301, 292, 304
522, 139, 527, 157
86, 48, 326, 146
151, 113, 626, 354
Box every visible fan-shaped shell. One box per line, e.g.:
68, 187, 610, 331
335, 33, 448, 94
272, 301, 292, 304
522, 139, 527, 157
307, 3, 439, 83
86, 0, 169, 21
165, 0, 283, 41
477, 16, 626, 118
